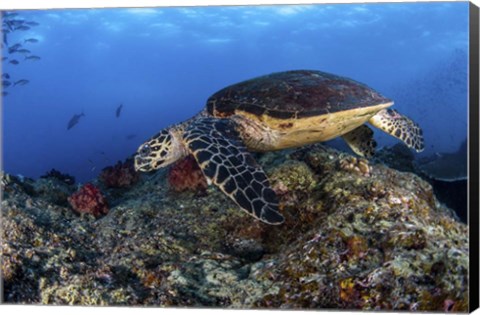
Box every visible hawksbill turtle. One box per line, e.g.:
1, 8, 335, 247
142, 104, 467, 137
134, 70, 424, 225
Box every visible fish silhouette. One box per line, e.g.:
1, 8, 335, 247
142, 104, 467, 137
9, 43, 22, 50
15, 25, 30, 31
25, 21, 39, 27
116, 103, 123, 118
13, 79, 29, 86
24, 38, 39, 43
16, 48, 31, 54
2, 12, 18, 18
67, 112, 85, 130
24, 55, 41, 61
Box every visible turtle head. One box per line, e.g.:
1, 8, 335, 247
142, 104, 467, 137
134, 128, 186, 172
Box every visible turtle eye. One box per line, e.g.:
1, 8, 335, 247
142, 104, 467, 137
140, 144, 151, 156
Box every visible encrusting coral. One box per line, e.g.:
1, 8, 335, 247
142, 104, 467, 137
167, 155, 208, 193
1, 144, 469, 311
99, 158, 139, 188
67, 183, 109, 218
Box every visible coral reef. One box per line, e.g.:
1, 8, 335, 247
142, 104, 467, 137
338, 156, 371, 177
1, 173, 37, 198
167, 155, 208, 193
373, 143, 415, 173
41, 168, 76, 185
67, 183, 109, 218
373, 143, 467, 222
1, 172, 75, 206
99, 158, 139, 188
33, 177, 76, 206
1, 145, 469, 310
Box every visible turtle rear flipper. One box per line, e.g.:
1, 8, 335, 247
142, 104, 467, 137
184, 117, 284, 225
369, 109, 424, 152
342, 125, 377, 158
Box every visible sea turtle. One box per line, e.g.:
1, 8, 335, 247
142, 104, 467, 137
134, 70, 424, 225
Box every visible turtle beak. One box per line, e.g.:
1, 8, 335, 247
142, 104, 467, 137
134, 154, 153, 172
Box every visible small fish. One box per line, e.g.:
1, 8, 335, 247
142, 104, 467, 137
87, 159, 96, 172
15, 26, 30, 31
2, 91, 8, 97
24, 38, 39, 43
5, 22, 14, 32
4, 22, 18, 32
25, 21, 39, 27
3, 32, 7, 46
9, 59, 19, 65
9, 43, 22, 50
126, 134, 137, 140
24, 55, 41, 61
16, 49, 31, 54
67, 112, 85, 130
2, 80, 12, 87
116, 103, 123, 117
3, 12, 19, 18
9, 20, 25, 27
1, 57, 8, 61
2, 73, 10, 79
14, 79, 29, 86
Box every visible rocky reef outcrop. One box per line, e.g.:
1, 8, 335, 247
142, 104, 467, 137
1, 145, 469, 311
99, 158, 139, 189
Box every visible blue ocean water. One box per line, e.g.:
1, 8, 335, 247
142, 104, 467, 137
1, 2, 469, 183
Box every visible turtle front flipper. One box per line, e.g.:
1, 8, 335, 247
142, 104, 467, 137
369, 109, 425, 152
183, 117, 284, 225
342, 125, 377, 158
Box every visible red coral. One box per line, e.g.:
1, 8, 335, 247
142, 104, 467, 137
168, 155, 208, 193
68, 183, 109, 218
99, 158, 139, 188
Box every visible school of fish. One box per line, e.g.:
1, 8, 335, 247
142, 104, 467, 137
1, 11, 41, 97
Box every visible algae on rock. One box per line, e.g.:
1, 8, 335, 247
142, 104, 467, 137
1, 145, 469, 311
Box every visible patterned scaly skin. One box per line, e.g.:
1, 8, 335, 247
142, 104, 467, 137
183, 117, 284, 224
369, 109, 424, 152
134, 112, 284, 225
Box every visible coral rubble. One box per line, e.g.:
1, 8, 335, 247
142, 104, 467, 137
1, 145, 469, 310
